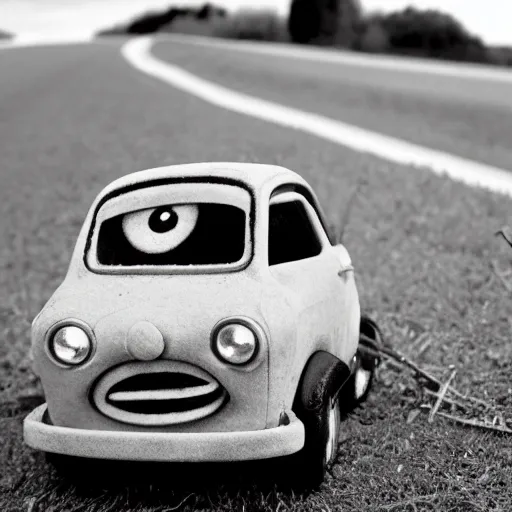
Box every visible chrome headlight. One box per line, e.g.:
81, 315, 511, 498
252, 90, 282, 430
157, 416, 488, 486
49, 324, 92, 366
212, 321, 259, 365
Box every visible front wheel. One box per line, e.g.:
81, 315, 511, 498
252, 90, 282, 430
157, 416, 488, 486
324, 396, 341, 467
291, 352, 347, 487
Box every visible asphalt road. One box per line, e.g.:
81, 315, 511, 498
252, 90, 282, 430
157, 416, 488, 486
153, 38, 512, 171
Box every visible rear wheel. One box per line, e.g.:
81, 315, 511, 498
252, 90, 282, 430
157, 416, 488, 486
340, 315, 383, 412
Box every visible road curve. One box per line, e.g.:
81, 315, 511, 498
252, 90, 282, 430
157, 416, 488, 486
161, 34, 512, 84
151, 37, 512, 173
124, 36, 512, 197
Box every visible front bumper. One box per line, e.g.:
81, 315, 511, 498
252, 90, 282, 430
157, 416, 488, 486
24, 404, 305, 462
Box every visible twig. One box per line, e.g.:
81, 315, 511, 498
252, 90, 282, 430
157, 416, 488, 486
490, 259, 512, 292
492, 411, 505, 427
428, 368, 457, 423
163, 494, 194, 512
416, 336, 432, 357
423, 388, 468, 411
407, 331, 430, 355
444, 387, 493, 410
26, 497, 36, 512
359, 345, 403, 371
337, 178, 365, 244
436, 411, 512, 434
360, 335, 493, 411
377, 494, 438, 511
15, 231, 31, 320
360, 328, 510, 436
360, 334, 442, 389
496, 226, 512, 249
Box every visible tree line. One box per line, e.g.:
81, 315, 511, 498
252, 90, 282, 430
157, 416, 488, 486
288, 0, 512, 66
97, 1, 512, 68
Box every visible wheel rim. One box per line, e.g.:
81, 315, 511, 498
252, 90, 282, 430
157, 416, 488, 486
325, 399, 340, 464
354, 367, 372, 400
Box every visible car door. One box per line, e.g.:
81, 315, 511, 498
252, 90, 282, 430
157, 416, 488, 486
267, 190, 344, 355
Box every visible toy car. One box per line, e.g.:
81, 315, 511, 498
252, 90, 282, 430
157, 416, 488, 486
24, 162, 381, 485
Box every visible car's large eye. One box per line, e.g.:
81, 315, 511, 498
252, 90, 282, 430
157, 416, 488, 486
122, 204, 199, 254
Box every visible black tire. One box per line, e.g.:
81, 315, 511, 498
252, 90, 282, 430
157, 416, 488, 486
290, 352, 350, 488
45, 452, 77, 474
339, 315, 383, 413
46, 452, 122, 483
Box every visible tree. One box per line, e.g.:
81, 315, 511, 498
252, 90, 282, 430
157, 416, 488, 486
195, 3, 227, 20
288, 0, 361, 46
379, 7, 488, 62
357, 18, 389, 53
126, 7, 189, 34
334, 0, 362, 47
288, 0, 323, 44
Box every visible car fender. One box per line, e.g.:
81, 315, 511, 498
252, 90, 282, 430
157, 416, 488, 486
294, 351, 352, 413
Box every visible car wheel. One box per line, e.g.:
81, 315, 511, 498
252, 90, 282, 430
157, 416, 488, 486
291, 352, 348, 488
340, 314, 383, 412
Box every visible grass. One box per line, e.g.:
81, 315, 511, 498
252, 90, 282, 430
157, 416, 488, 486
152, 39, 512, 171
1, 41, 512, 511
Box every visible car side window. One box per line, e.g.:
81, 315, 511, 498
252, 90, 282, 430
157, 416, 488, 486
268, 198, 323, 266
270, 184, 335, 245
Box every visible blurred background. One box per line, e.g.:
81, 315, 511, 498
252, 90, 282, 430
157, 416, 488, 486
2, 0, 512, 66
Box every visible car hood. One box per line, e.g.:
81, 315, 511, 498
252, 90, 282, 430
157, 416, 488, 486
36, 272, 266, 332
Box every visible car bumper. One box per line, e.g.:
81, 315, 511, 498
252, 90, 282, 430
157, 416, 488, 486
24, 404, 305, 462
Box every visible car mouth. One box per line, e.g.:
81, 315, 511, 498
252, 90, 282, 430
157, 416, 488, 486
92, 361, 228, 426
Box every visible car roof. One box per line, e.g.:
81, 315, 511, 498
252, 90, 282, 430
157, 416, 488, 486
96, 163, 307, 201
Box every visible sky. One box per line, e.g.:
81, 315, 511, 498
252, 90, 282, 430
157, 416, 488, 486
2, 0, 512, 46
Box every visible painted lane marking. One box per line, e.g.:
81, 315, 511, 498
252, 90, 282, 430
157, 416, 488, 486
122, 37, 512, 197
159, 34, 512, 85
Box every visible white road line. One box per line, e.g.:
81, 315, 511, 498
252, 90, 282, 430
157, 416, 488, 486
159, 34, 512, 85
122, 36, 512, 197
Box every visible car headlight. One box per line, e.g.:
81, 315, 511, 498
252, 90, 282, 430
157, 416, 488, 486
213, 321, 259, 365
49, 324, 92, 366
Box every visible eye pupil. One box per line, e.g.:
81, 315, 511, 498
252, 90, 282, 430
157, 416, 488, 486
148, 207, 179, 233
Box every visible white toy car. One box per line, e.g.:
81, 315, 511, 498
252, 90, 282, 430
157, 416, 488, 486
24, 163, 381, 485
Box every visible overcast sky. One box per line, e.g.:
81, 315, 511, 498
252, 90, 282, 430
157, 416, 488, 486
2, 0, 511, 46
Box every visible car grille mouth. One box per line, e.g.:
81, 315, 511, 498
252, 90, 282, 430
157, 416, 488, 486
106, 372, 223, 414
92, 361, 228, 426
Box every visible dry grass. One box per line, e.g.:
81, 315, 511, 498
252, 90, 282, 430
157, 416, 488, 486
3, 166, 512, 511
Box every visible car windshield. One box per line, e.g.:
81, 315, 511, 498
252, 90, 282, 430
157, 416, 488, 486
87, 183, 251, 271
